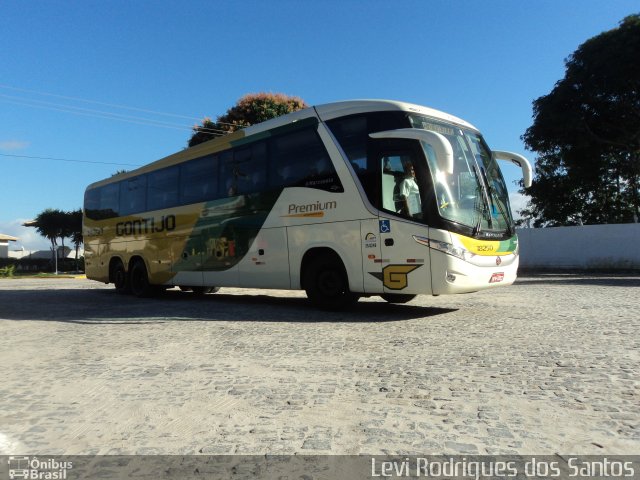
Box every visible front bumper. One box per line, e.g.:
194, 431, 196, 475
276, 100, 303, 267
430, 248, 519, 295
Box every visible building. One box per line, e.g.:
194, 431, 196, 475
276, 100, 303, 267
8, 246, 76, 260
0, 233, 18, 258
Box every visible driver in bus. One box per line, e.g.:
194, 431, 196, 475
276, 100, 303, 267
399, 162, 422, 218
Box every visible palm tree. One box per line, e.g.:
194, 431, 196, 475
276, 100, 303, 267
27, 209, 85, 273
70, 209, 84, 271
58, 210, 73, 263
30, 209, 64, 273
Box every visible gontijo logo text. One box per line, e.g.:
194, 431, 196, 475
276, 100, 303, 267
8, 456, 73, 479
116, 214, 176, 236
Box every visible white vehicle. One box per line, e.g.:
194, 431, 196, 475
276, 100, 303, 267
83, 100, 532, 309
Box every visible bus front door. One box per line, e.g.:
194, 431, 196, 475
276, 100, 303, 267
378, 217, 432, 296
361, 218, 384, 294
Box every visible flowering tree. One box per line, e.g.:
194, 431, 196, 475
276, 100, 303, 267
189, 93, 308, 147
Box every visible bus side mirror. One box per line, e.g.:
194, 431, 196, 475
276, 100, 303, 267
370, 129, 454, 174
492, 151, 533, 188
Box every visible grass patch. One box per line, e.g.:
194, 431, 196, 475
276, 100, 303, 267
1, 272, 85, 279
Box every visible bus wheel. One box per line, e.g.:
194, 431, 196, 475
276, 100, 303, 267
380, 294, 416, 304
111, 260, 130, 294
303, 254, 358, 310
129, 260, 154, 298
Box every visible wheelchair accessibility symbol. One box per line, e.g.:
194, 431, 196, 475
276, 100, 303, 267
379, 220, 391, 233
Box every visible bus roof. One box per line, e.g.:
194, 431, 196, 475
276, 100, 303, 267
241, 99, 478, 135
86, 99, 478, 190
313, 99, 478, 131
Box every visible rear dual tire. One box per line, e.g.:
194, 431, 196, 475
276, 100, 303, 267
129, 260, 155, 298
179, 286, 220, 295
112, 260, 130, 294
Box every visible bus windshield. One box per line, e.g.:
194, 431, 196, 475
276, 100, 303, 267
409, 115, 513, 234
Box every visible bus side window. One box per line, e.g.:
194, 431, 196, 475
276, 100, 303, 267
248, 141, 267, 193
147, 166, 179, 211
326, 115, 373, 196
180, 154, 218, 205
84, 189, 100, 220
218, 150, 239, 196
269, 127, 341, 191
100, 183, 120, 218
269, 130, 310, 188
84, 184, 120, 220
230, 141, 267, 195
120, 175, 147, 216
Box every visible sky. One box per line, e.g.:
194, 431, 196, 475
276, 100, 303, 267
1, 0, 637, 251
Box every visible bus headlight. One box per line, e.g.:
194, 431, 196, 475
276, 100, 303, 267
430, 240, 470, 262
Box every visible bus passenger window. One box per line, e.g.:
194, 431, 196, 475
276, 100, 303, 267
147, 166, 179, 211
180, 154, 218, 204
100, 183, 120, 218
120, 175, 147, 216
269, 128, 342, 192
84, 183, 120, 220
228, 141, 267, 195
218, 150, 241, 196
84, 189, 100, 219
248, 142, 267, 192
271, 129, 317, 188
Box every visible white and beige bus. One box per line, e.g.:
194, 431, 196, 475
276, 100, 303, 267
83, 99, 532, 309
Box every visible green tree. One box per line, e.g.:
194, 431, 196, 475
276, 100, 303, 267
521, 14, 640, 226
58, 210, 74, 260
28, 208, 84, 272
30, 209, 65, 271
188, 92, 308, 147
69, 209, 84, 271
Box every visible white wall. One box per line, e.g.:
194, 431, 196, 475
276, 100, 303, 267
516, 223, 640, 270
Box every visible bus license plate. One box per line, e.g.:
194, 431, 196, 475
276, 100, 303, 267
489, 273, 504, 283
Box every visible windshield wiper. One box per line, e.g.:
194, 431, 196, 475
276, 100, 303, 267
472, 165, 493, 235
472, 190, 486, 236
478, 166, 513, 237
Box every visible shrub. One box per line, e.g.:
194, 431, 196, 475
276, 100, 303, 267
0, 264, 16, 278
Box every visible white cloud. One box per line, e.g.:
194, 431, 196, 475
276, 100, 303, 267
0, 219, 51, 252
509, 192, 531, 221
0, 140, 29, 150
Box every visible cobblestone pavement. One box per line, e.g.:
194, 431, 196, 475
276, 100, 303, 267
0, 274, 638, 455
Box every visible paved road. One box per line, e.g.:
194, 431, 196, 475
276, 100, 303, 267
0, 275, 638, 455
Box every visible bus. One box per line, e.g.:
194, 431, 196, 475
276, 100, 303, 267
83, 99, 532, 309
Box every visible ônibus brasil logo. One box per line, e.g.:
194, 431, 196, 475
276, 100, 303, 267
8, 456, 73, 480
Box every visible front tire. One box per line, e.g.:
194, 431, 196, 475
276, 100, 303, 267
380, 294, 416, 304
303, 253, 358, 310
129, 260, 154, 298
191, 286, 220, 295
